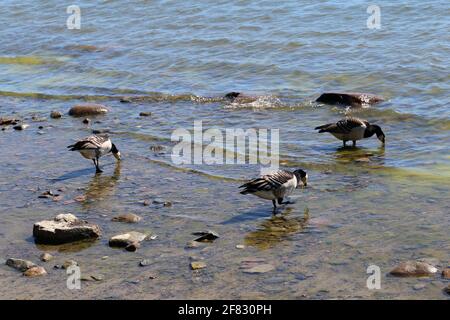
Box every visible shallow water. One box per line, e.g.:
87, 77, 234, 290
0, 1, 449, 299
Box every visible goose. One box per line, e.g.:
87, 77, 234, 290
314, 117, 385, 147
68, 134, 121, 173
239, 169, 308, 211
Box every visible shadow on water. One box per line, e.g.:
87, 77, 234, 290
50, 161, 118, 182
244, 208, 310, 250
221, 204, 291, 225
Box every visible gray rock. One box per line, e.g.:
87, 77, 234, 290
6, 258, 36, 272
109, 231, 148, 248
68, 104, 109, 117
33, 213, 101, 244
390, 261, 438, 277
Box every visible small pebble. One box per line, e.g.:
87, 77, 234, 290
190, 261, 207, 270
50, 111, 62, 119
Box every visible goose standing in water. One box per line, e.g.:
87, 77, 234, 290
68, 134, 121, 173
315, 117, 385, 147
239, 169, 308, 212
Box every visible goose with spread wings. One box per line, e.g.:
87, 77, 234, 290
239, 169, 308, 211
67, 134, 121, 173
315, 117, 385, 147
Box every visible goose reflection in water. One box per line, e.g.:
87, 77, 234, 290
244, 207, 309, 250
83, 161, 121, 202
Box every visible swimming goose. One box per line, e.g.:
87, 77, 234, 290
67, 134, 121, 173
314, 117, 385, 147
239, 169, 308, 211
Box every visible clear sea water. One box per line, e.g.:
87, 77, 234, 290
0, 1, 449, 299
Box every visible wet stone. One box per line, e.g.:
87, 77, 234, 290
390, 261, 438, 277
33, 213, 101, 244
242, 263, 275, 274
68, 104, 109, 117
185, 241, 199, 249
444, 284, 450, 295
50, 111, 62, 119
111, 213, 142, 223
193, 230, 219, 242
413, 283, 426, 291
109, 231, 148, 248
63, 260, 78, 269
442, 268, 450, 279
40, 253, 53, 262
190, 261, 207, 270
139, 112, 152, 117
23, 266, 47, 277
13, 124, 29, 130
6, 258, 36, 272
82, 118, 91, 124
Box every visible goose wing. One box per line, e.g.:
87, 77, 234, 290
315, 117, 367, 134
239, 170, 295, 192
68, 134, 109, 151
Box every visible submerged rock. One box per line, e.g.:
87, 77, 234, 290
108, 231, 148, 248
68, 104, 109, 117
390, 261, 438, 277
6, 258, 36, 272
82, 118, 91, 124
50, 111, 62, 119
33, 213, 101, 244
23, 266, 47, 277
193, 230, 219, 242
139, 112, 152, 117
111, 213, 142, 223
242, 263, 275, 274
13, 124, 29, 130
444, 284, 450, 295
316, 92, 384, 107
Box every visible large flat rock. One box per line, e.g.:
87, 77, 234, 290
390, 261, 438, 277
33, 214, 101, 244
316, 92, 384, 107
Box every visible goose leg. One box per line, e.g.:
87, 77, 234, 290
95, 157, 103, 173
343, 140, 347, 147
352, 140, 356, 147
